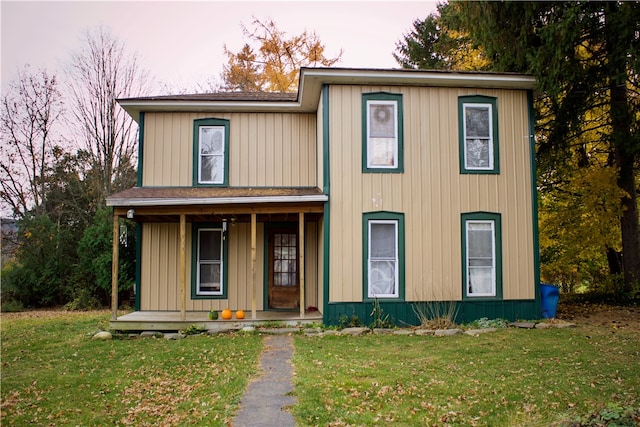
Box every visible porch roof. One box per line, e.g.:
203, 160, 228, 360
107, 186, 327, 207
106, 186, 327, 221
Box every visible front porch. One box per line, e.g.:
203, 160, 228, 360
110, 310, 323, 331
107, 186, 327, 326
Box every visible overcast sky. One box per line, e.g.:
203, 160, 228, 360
1, 1, 437, 94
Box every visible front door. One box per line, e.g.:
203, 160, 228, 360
267, 226, 300, 309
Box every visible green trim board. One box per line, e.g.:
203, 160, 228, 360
192, 118, 230, 187
322, 85, 331, 324
460, 212, 503, 301
134, 223, 142, 311
458, 95, 500, 174
190, 222, 229, 299
362, 211, 406, 302
137, 112, 145, 186
325, 299, 539, 327
361, 92, 404, 173
528, 90, 542, 312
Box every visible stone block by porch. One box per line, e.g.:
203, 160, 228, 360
110, 310, 322, 332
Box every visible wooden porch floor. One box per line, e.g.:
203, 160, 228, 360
110, 310, 323, 331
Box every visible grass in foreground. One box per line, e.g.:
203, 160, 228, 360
2, 311, 639, 426
1, 311, 262, 426
293, 326, 640, 426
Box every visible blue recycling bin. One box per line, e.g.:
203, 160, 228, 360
540, 283, 560, 319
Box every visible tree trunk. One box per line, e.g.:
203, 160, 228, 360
607, 3, 640, 292
614, 139, 640, 291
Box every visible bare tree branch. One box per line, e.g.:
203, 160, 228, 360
66, 26, 152, 205
1, 66, 63, 218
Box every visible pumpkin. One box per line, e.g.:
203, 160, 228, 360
208, 310, 218, 320
221, 308, 233, 320
235, 310, 245, 320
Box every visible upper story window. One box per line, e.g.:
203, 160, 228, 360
193, 118, 230, 186
458, 96, 499, 174
362, 93, 404, 173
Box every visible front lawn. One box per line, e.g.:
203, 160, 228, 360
0, 311, 262, 426
1, 310, 638, 426
292, 326, 640, 426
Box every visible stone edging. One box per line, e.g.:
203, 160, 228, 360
92, 321, 576, 340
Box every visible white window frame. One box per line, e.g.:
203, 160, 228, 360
462, 103, 494, 171
196, 228, 224, 296
465, 220, 496, 297
367, 219, 399, 298
366, 100, 399, 169
198, 125, 225, 184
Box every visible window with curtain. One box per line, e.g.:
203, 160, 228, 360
197, 228, 223, 296
463, 104, 493, 169
458, 96, 499, 174
193, 118, 230, 186
198, 126, 225, 184
368, 220, 399, 298
362, 93, 404, 172
466, 221, 496, 296
462, 212, 502, 299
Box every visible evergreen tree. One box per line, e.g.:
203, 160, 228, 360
395, 2, 639, 293
454, 1, 640, 292
394, 3, 490, 71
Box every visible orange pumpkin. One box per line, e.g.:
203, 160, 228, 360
221, 308, 232, 320
235, 310, 245, 320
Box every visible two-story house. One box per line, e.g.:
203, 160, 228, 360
107, 67, 540, 330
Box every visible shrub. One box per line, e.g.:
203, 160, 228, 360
1, 298, 25, 313
338, 314, 362, 328
411, 299, 459, 329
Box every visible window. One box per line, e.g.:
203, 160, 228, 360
192, 223, 228, 298
193, 118, 230, 186
363, 212, 405, 300
461, 212, 502, 299
362, 93, 404, 172
459, 96, 499, 174
273, 231, 297, 287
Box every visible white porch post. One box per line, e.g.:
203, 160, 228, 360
299, 212, 305, 318
251, 213, 257, 320
180, 214, 186, 321
111, 213, 120, 321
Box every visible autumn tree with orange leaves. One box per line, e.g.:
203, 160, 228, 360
221, 18, 342, 92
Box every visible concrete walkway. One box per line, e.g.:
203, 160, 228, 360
232, 334, 296, 426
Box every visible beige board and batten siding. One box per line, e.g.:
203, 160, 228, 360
141, 112, 318, 187
327, 85, 535, 303
139, 222, 320, 311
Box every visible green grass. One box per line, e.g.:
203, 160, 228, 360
1, 311, 262, 426
2, 311, 639, 426
292, 327, 640, 426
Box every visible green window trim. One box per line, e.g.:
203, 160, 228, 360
191, 222, 229, 299
362, 92, 404, 173
458, 95, 500, 174
362, 211, 405, 301
193, 118, 230, 186
137, 112, 145, 186
461, 212, 503, 301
